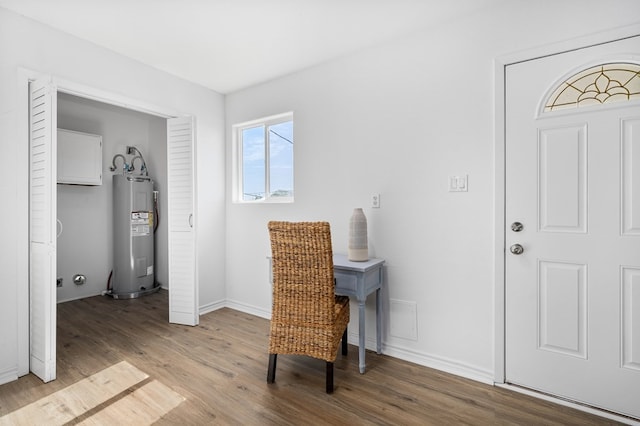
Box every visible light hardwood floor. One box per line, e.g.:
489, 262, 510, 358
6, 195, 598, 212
0, 291, 624, 425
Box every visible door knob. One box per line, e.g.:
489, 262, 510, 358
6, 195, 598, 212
511, 222, 523, 232
510, 244, 524, 255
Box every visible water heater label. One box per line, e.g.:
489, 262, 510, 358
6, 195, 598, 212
131, 225, 150, 236
131, 211, 149, 223
131, 211, 151, 236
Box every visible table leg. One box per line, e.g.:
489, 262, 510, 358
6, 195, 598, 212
376, 288, 382, 354
358, 300, 366, 374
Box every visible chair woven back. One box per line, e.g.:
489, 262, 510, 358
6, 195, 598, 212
268, 221, 347, 362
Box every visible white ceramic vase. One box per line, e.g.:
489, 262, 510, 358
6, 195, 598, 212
348, 208, 368, 261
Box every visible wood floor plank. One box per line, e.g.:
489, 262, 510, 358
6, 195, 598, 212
77, 380, 184, 425
0, 291, 628, 425
0, 361, 147, 426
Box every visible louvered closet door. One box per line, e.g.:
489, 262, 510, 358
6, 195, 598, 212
167, 117, 198, 325
29, 77, 57, 382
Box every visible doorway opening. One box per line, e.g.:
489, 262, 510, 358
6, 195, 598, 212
23, 73, 198, 383
56, 92, 169, 304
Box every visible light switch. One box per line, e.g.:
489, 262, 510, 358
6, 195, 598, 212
449, 175, 468, 192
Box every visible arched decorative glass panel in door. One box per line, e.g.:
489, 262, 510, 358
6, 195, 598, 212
544, 62, 640, 112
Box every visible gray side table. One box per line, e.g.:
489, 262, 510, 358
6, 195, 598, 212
333, 254, 385, 374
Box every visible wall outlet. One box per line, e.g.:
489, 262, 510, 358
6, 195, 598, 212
57, 278, 63, 288
372, 193, 380, 208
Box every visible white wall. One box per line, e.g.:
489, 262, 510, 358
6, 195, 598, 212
56, 93, 167, 302
224, 0, 640, 382
0, 7, 226, 384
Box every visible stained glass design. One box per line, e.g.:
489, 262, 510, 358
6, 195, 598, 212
544, 63, 640, 112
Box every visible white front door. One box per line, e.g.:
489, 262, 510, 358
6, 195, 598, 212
505, 36, 640, 418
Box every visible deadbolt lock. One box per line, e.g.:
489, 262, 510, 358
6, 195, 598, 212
511, 222, 524, 232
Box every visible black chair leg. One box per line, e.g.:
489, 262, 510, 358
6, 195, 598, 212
341, 328, 348, 356
326, 361, 334, 394
267, 354, 277, 384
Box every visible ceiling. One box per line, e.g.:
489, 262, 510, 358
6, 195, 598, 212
0, 0, 502, 94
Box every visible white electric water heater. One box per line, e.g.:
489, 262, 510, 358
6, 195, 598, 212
111, 174, 158, 298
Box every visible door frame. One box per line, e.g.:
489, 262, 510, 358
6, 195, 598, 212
493, 22, 640, 386
17, 68, 198, 377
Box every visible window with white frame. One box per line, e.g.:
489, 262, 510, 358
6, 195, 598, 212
234, 112, 294, 202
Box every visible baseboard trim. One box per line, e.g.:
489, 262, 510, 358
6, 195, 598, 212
382, 343, 494, 385
495, 383, 640, 425
57, 292, 104, 304
204, 299, 270, 319
0, 367, 18, 386
198, 299, 226, 315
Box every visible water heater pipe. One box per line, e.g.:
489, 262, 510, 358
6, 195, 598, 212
126, 146, 148, 176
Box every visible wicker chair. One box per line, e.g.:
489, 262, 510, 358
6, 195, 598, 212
267, 221, 350, 393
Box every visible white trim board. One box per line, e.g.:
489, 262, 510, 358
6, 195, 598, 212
54, 76, 184, 119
